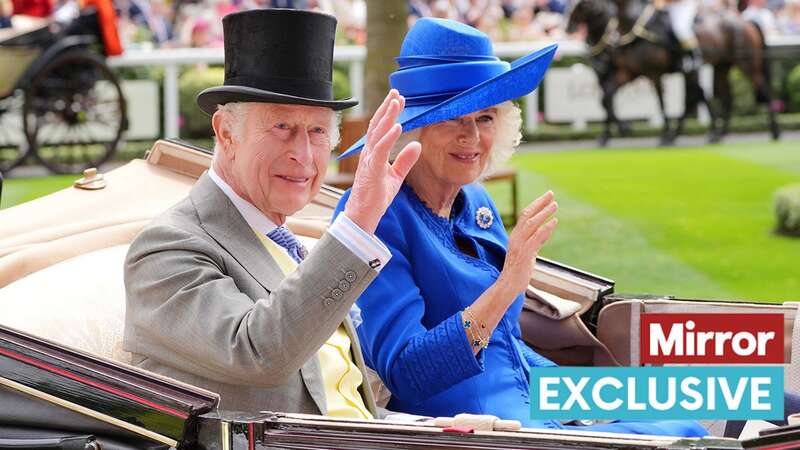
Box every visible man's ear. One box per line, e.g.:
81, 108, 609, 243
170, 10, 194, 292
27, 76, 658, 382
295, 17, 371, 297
211, 110, 234, 160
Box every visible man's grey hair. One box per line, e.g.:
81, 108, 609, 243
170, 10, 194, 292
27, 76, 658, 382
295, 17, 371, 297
388, 100, 522, 180
212, 102, 342, 160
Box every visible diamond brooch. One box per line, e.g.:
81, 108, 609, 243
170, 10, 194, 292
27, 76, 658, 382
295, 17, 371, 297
475, 206, 494, 229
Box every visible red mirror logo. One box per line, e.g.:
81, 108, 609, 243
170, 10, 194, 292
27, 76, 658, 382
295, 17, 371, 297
640, 313, 785, 364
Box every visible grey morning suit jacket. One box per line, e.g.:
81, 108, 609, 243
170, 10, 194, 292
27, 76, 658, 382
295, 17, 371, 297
123, 173, 378, 415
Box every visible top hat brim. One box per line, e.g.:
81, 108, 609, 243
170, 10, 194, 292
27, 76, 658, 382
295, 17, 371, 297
197, 85, 358, 115
337, 43, 557, 159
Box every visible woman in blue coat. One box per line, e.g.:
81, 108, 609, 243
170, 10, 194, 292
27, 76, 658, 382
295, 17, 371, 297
333, 17, 707, 437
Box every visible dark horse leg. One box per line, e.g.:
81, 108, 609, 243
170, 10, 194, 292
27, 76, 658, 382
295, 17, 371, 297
754, 57, 781, 140
713, 64, 733, 141
669, 69, 714, 145
652, 77, 673, 146
599, 76, 623, 147
744, 22, 782, 140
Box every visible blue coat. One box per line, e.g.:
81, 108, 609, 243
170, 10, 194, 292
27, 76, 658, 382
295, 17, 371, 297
333, 183, 706, 437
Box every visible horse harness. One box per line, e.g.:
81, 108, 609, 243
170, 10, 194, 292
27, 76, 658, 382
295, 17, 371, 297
589, 16, 619, 56
618, 4, 662, 46
590, 4, 663, 56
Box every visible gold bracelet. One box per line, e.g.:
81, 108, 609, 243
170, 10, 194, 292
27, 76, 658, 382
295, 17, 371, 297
463, 306, 490, 349
464, 306, 488, 337
461, 309, 483, 348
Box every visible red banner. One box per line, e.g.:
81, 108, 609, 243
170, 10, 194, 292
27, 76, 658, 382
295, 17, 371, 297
640, 313, 784, 364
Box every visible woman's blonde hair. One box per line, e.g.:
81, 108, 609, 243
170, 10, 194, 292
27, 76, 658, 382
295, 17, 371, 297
389, 100, 522, 181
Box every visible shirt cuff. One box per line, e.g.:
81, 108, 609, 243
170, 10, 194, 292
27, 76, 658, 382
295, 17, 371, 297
328, 213, 392, 272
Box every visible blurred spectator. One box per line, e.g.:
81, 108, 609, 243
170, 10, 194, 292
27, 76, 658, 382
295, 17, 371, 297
474, 0, 504, 40
189, 17, 214, 47
463, 0, 487, 27
270, 0, 303, 6
534, 0, 565, 15
500, 0, 519, 19
409, 0, 432, 25
742, 0, 779, 35
1, 0, 12, 28
777, 0, 800, 32
239, 0, 269, 7
52, 0, 79, 22
430, 0, 460, 20
215, 0, 240, 15
146, 0, 174, 45
509, 5, 543, 40
331, 0, 365, 44
109, 0, 800, 50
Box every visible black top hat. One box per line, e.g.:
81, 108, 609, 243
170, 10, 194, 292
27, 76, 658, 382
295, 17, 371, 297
196, 9, 358, 115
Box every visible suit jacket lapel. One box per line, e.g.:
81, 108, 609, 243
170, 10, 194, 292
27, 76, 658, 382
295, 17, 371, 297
192, 174, 330, 413
190, 173, 284, 293
343, 316, 379, 417
190, 174, 371, 416
300, 355, 328, 414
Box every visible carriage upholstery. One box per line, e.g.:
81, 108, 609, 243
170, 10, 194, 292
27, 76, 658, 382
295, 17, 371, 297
0, 244, 132, 362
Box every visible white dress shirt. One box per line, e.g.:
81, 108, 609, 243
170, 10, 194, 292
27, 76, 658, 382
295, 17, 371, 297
208, 167, 391, 273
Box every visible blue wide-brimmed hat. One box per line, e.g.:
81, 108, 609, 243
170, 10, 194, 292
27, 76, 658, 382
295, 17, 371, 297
338, 17, 557, 159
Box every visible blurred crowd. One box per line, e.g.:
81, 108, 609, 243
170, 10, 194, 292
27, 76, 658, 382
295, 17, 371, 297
1, 0, 799, 48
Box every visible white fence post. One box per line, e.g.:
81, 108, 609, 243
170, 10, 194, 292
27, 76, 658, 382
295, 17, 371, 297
697, 64, 714, 126
524, 90, 539, 134
349, 60, 364, 117
164, 64, 180, 139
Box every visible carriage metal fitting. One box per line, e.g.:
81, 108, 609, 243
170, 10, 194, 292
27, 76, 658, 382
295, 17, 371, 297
73, 167, 106, 190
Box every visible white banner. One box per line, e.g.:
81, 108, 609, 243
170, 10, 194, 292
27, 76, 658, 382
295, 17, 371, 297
544, 64, 685, 124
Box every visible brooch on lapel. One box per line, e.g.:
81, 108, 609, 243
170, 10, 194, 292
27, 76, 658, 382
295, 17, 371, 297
475, 206, 494, 229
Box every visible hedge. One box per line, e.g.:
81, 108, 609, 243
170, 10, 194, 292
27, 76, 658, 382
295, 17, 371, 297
787, 64, 800, 113
775, 184, 800, 236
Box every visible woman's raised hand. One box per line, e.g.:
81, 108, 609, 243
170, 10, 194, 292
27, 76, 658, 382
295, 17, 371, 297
344, 89, 422, 234
497, 191, 558, 297
463, 191, 558, 355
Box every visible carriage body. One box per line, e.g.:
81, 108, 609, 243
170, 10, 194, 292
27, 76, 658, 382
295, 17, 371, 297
0, 5, 127, 175
0, 140, 797, 449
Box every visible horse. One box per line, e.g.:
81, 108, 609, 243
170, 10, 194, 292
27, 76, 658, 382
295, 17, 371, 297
616, 0, 780, 141
567, 0, 780, 146
566, 0, 710, 146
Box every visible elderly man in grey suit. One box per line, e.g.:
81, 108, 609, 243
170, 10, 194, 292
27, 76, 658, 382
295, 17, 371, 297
123, 8, 420, 417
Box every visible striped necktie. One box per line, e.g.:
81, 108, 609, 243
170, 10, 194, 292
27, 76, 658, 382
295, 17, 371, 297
266, 226, 307, 264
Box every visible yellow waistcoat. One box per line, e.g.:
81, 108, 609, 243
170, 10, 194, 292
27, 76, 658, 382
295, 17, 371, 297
255, 231, 373, 419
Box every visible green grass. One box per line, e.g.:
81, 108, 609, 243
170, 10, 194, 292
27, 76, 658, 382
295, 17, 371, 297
0, 174, 77, 210
486, 140, 800, 303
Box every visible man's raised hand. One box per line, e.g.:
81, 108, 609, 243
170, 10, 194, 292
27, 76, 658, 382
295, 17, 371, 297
344, 90, 421, 234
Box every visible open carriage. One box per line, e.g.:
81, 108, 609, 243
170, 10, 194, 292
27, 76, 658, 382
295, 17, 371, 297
0, 140, 798, 449
0, 2, 126, 175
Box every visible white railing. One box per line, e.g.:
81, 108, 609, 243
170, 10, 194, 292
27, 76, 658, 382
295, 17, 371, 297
107, 41, 583, 139
107, 36, 799, 140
